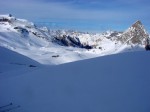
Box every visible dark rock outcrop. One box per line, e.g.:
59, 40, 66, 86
54, 35, 92, 49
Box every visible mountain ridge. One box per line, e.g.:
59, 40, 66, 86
0, 14, 148, 64
120, 20, 149, 45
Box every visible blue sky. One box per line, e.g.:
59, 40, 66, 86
0, 0, 150, 32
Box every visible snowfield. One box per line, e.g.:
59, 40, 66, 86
0, 14, 150, 112
0, 47, 150, 112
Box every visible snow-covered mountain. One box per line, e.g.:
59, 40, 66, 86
0, 14, 148, 64
119, 20, 149, 45
0, 14, 150, 112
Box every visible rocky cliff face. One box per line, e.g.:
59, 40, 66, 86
54, 34, 93, 49
120, 20, 149, 45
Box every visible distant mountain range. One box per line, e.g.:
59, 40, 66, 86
0, 14, 148, 64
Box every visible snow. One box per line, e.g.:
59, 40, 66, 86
0, 24, 144, 65
0, 14, 150, 112
0, 14, 147, 65
0, 47, 150, 112
0, 47, 40, 76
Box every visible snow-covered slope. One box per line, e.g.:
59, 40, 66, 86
0, 46, 40, 78
0, 14, 148, 64
0, 49, 150, 112
0, 15, 97, 64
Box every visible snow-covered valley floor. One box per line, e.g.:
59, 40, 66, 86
0, 47, 150, 112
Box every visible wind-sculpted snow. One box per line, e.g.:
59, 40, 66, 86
0, 50, 150, 112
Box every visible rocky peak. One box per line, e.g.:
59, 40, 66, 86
132, 20, 142, 27
120, 20, 149, 45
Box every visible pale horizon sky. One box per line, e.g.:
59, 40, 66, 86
0, 0, 150, 32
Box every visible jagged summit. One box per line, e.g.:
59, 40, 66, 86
131, 20, 145, 31
120, 20, 149, 44
132, 20, 142, 27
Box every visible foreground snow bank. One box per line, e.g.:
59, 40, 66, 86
0, 50, 150, 112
